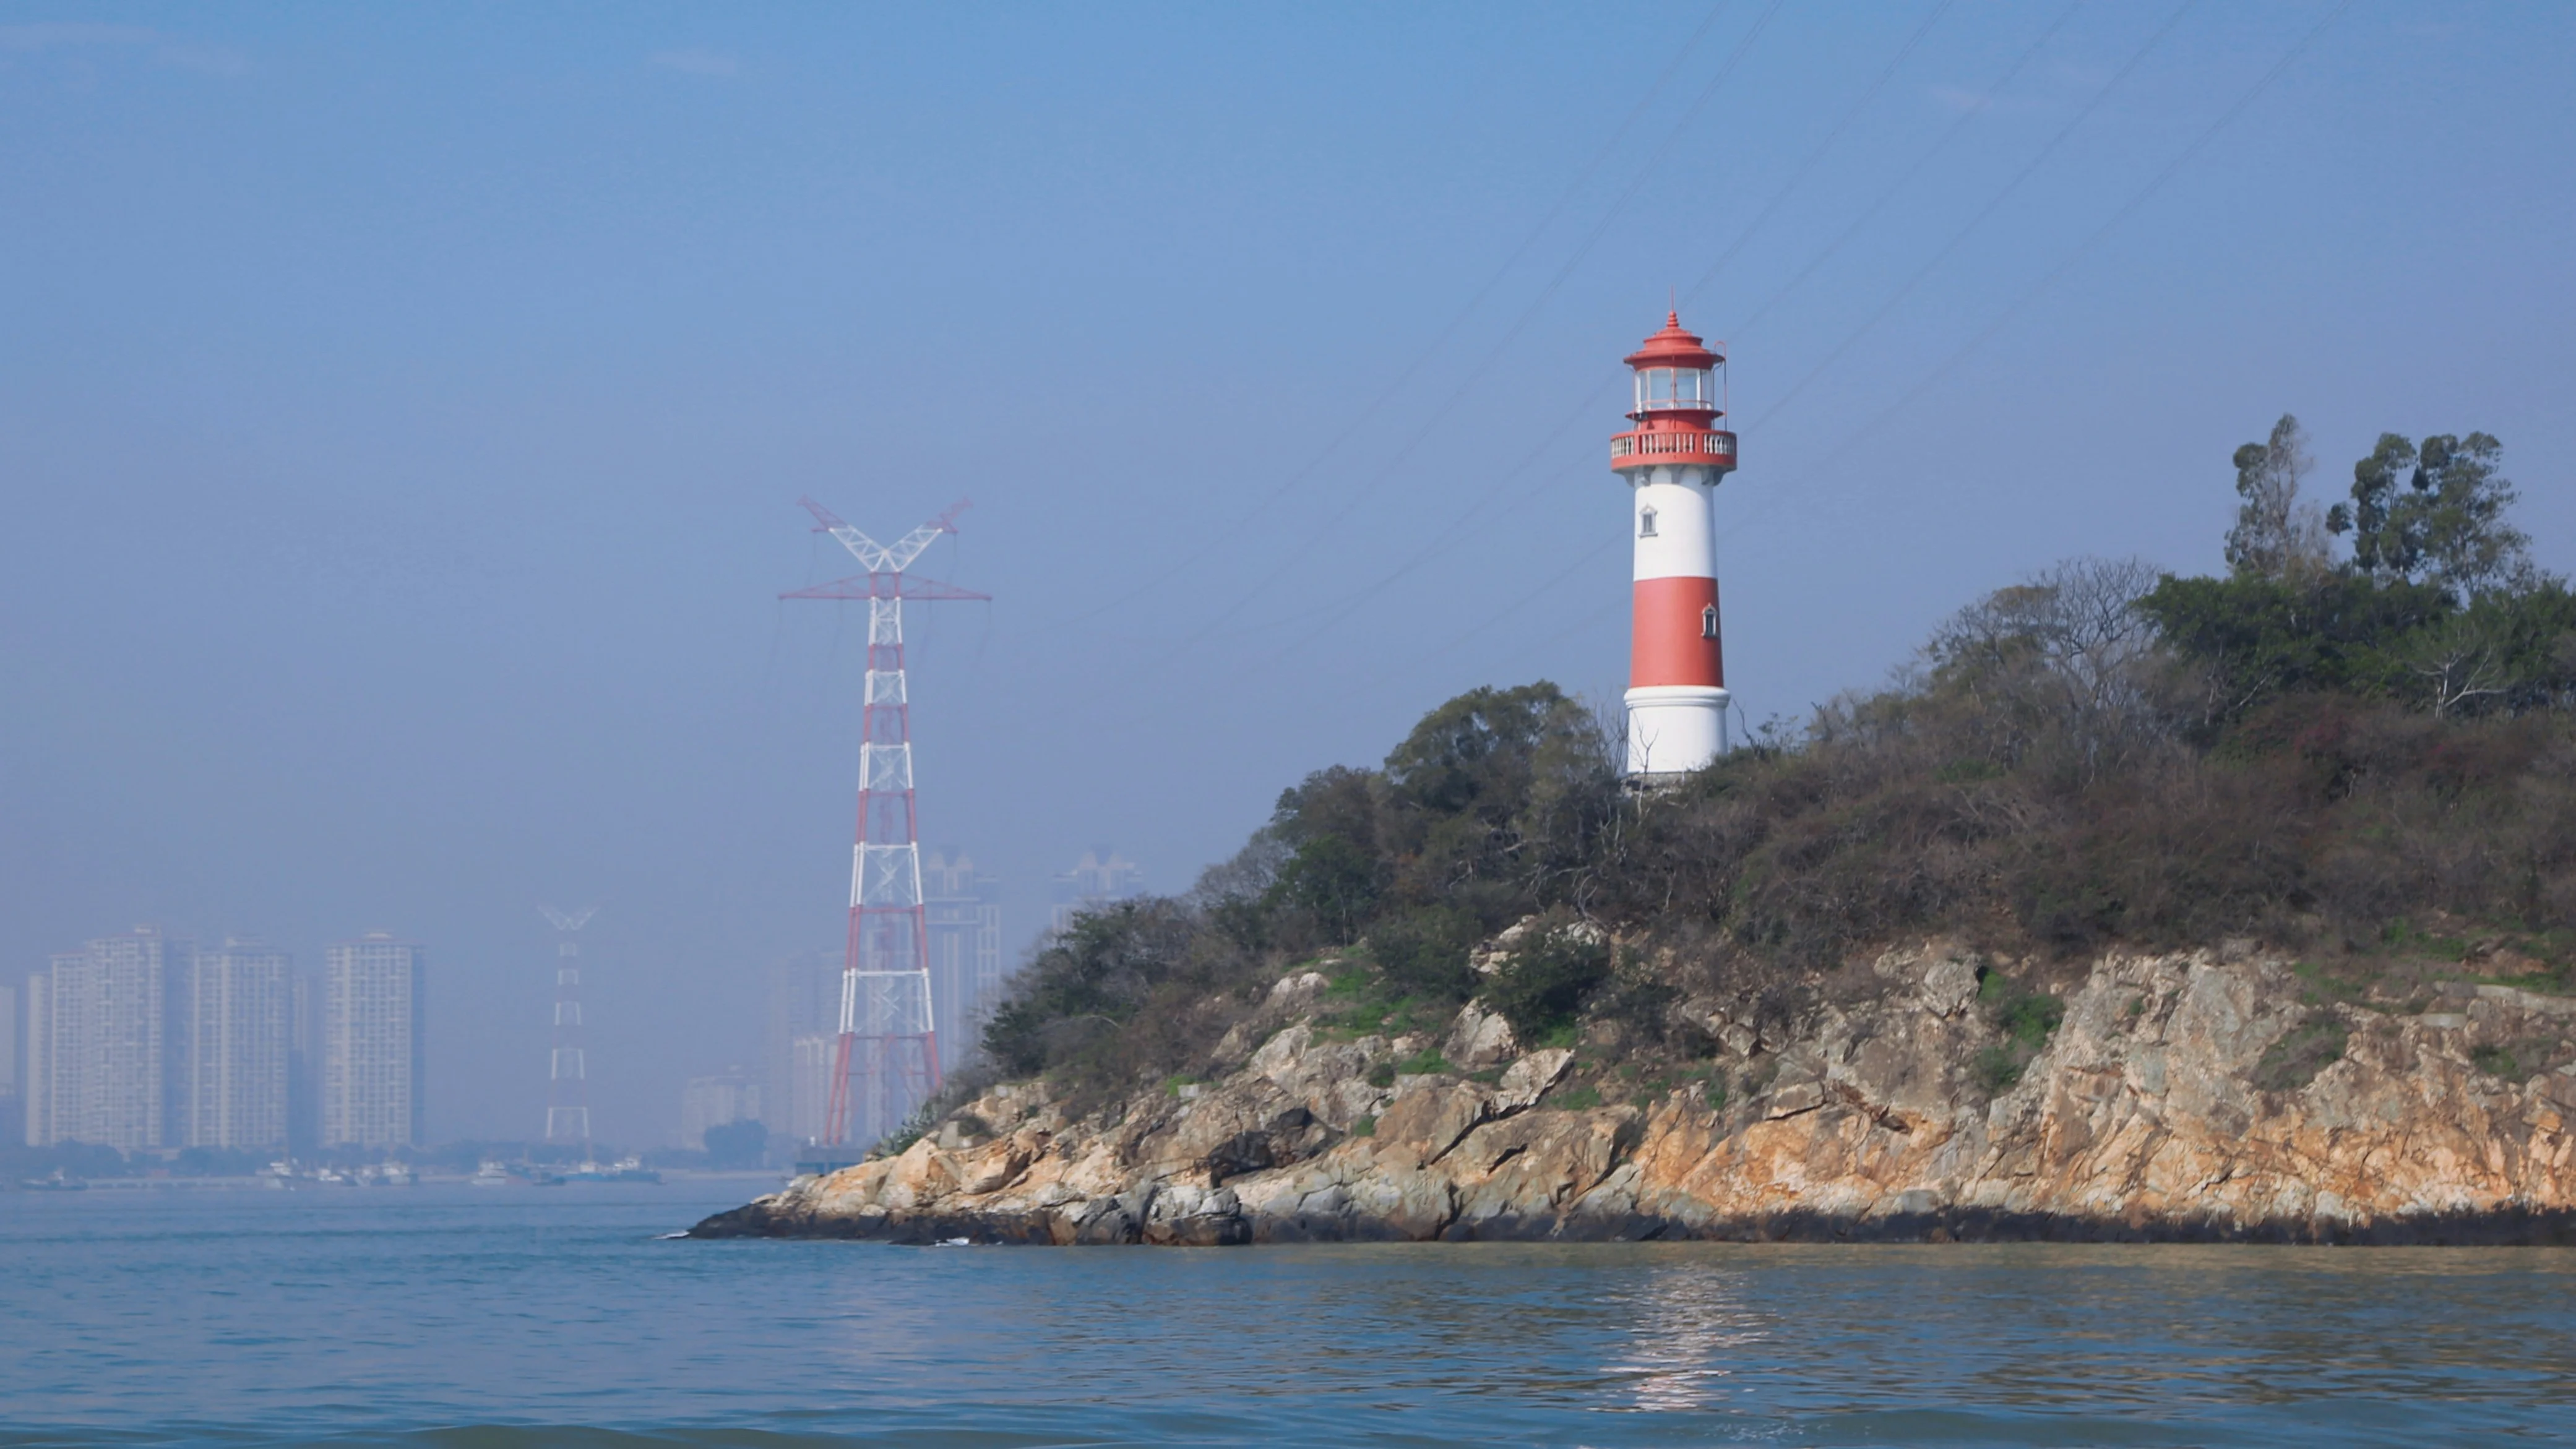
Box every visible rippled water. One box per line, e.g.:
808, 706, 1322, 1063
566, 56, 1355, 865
3, 1183, 2571, 1446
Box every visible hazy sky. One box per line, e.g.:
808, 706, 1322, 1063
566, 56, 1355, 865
6, 2, 2571, 1143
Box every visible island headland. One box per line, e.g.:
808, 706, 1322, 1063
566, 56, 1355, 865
696, 420, 2576, 1245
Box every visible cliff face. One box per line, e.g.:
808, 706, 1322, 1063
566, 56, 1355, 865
692, 945, 2576, 1244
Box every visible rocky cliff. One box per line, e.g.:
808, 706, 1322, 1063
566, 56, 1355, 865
692, 944, 2576, 1244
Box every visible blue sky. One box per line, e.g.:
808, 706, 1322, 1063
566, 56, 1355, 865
5, 2, 2571, 1141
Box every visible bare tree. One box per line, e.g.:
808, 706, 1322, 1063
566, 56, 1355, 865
1929, 556, 2174, 775
2401, 614, 2511, 718
2226, 414, 2333, 580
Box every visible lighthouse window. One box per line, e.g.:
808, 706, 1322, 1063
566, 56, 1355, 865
1702, 604, 1720, 639
1638, 506, 1658, 538
1637, 366, 1717, 410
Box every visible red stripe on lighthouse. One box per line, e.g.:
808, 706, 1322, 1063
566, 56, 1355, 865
1630, 575, 1723, 689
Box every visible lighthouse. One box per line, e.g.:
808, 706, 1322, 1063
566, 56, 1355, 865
1610, 312, 1736, 778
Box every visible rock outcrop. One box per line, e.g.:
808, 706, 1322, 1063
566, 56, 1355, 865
692, 945, 2576, 1244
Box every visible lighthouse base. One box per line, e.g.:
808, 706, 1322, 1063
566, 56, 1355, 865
1623, 684, 1731, 779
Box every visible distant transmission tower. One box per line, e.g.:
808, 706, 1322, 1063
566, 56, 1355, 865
782, 497, 985, 1150
540, 904, 599, 1146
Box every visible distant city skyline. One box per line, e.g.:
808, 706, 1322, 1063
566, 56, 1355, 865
15, 926, 428, 1157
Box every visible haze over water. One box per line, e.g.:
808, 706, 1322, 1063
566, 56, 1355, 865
6, 1187, 2570, 1446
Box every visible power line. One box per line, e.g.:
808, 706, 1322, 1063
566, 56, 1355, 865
1717, 0, 2354, 546
1673, 0, 1963, 312
1307, 0, 2347, 714
1245, 0, 1959, 666
1144, 0, 1793, 661
1059, 0, 1739, 627
1739, 0, 2200, 437
1273, 1, 2088, 668
1723, 1, 2087, 337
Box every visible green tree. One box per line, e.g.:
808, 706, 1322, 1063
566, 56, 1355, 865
2328, 431, 2537, 600
2139, 571, 2451, 718
1379, 681, 1613, 911
1267, 833, 1385, 944
979, 901, 1199, 1077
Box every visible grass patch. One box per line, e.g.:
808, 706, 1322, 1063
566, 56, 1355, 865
2253, 1015, 2350, 1091
1972, 1045, 2027, 1094
2291, 960, 2374, 1007
1982, 971, 2066, 1047
1350, 1114, 1376, 1137
2470, 1045, 2522, 1080
1973, 970, 2065, 1094
2382, 918, 2471, 963
1552, 1085, 1602, 1111
1396, 1046, 1452, 1077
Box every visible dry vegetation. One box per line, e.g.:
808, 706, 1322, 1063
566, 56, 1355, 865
942, 423, 2576, 1141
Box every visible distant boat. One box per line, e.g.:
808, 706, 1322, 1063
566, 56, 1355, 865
470, 1161, 515, 1189
562, 1156, 661, 1185
21, 1169, 87, 1192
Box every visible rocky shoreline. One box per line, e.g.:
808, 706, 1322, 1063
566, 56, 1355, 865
691, 944, 2576, 1245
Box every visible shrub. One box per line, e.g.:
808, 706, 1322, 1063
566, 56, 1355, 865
2470, 1045, 2522, 1080
2254, 1017, 2350, 1091
1367, 906, 1481, 1001
1483, 917, 1613, 1039
1971, 972, 2064, 1096
1982, 972, 2066, 1048
1973, 1045, 2027, 1094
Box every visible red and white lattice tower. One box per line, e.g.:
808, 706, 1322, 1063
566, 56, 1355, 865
782, 497, 986, 1148
540, 904, 598, 1145
1609, 312, 1738, 777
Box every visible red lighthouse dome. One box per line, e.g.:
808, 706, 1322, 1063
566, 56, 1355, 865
1611, 312, 1736, 473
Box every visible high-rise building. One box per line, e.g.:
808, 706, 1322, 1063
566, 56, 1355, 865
787, 1033, 836, 1146
287, 971, 320, 1153
322, 933, 425, 1150
185, 939, 291, 1151
923, 849, 1003, 1075
1049, 848, 1145, 935
763, 950, 836, 1143
26, 928, 190, 1150
678, 1068, 761, 1151
23, 973, 47, 1148
0, 979, 20, 1148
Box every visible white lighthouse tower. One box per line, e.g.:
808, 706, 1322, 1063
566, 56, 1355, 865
1610, 312, 1737, 778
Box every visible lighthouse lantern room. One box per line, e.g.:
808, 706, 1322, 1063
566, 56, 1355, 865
1611, 312, 1736, 778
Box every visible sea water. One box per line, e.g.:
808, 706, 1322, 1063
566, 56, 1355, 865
3, 1182, 2570, 1446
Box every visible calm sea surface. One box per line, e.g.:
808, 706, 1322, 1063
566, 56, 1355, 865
2, 1181, 2570, 1447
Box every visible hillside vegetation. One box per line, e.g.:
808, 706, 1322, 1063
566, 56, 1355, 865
961, 417, 2576, 1130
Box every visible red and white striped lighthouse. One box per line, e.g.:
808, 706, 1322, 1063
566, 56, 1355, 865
1610, 311, 1736, 776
